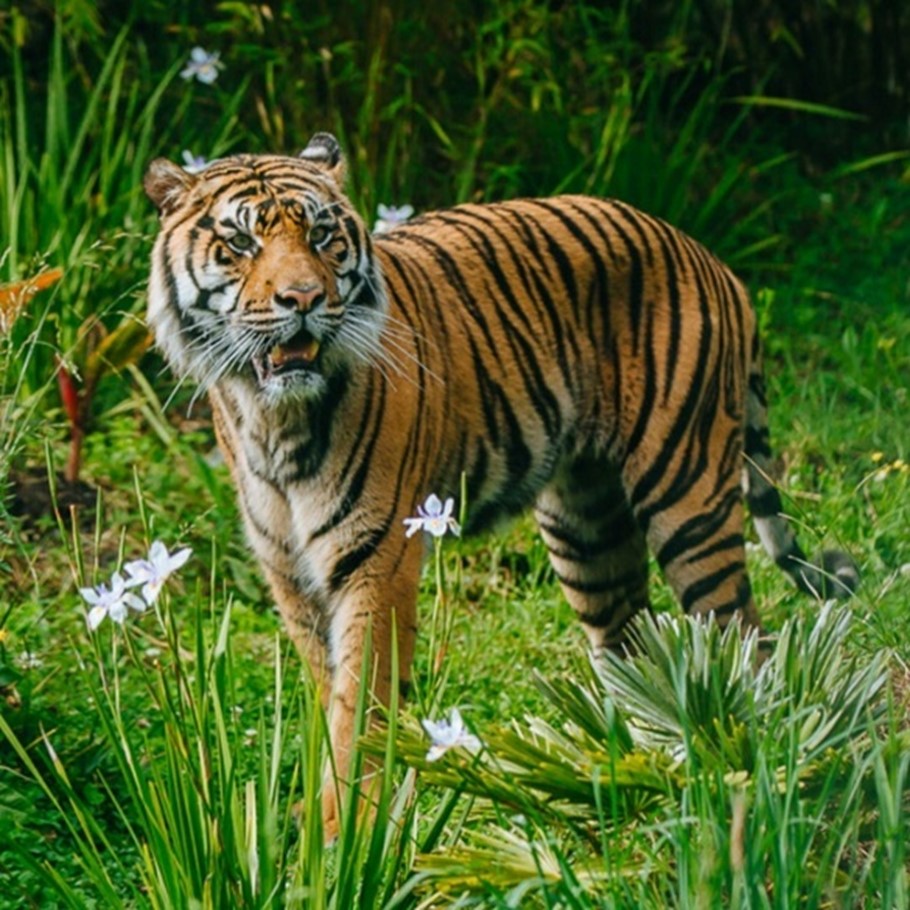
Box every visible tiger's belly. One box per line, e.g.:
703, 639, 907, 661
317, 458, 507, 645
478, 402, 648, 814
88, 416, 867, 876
450, 430, 567, 534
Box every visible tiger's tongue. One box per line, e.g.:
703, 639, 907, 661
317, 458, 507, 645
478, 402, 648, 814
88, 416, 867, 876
270, 335, 320, 368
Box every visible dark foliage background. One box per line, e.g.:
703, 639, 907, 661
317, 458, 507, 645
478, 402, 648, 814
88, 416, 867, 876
4, 0, 908, 208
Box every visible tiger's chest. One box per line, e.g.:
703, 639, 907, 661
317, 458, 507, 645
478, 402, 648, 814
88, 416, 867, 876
216, 387, 356, 601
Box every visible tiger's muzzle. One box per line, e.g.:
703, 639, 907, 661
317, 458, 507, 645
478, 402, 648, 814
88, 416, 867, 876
252, 326, 323, 385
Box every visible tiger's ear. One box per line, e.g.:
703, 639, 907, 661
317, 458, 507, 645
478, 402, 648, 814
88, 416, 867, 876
144, 158, 195, 216
298, 132, 347, 185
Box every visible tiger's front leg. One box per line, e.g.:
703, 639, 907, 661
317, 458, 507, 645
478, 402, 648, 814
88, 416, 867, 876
318, 541, 422, 841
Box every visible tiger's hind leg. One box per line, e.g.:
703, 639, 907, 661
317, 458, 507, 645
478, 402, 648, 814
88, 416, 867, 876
625, 443, 762, 634
535, 452, 651, 654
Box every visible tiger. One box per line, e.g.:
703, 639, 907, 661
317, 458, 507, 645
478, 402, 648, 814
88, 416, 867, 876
144, 132, 857, 836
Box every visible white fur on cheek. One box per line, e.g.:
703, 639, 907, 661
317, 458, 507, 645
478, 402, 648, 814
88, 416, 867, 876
147, 233, 234, 383
175, 271, 199, 307
209, 290, 236, 315
147, 246, 189, 376
336, 275, 352, 298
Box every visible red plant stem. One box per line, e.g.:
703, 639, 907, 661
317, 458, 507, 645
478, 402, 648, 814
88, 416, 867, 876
55, 356, 84, 483
65, 426, 84, 485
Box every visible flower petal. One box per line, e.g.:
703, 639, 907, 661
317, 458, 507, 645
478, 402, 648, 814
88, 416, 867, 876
461, 733, 482, 752
124, 558, 152, 583
148, 540, 168, 565
423, 493, 443, 517
422, 718, 444, 739
403, 518, 424, 538
126, 592, 148, 612
87, 605, 108, 630
110, 572, 128, 593
141, 580, 163, 606
167, 546, 192, 572
425, 517, 448, 537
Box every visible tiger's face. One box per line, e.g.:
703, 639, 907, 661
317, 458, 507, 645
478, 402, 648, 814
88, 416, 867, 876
144, 134, 385, 404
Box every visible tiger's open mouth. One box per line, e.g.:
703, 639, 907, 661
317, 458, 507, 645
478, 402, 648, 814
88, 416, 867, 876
252, 328, 322, 384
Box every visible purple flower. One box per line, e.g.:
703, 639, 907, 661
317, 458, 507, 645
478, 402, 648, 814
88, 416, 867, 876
181, 150, 209, 173
422, 708, 482, 761
374, 203, 414, 234
404, 494, 461, 538
124, 541, 192, 606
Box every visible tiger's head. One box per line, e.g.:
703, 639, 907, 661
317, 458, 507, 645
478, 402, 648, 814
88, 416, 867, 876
144, 133, 386, 404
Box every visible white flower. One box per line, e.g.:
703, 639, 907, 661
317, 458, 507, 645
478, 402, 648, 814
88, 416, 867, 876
422, 708, 482, 762
374, 203, 414, 234
180, 47, 223, 84
124, 540, 192, 605
403, 494, 461, 538
181, 150, 209, 173
15, 651, 43, 670
80, 572, 146, 630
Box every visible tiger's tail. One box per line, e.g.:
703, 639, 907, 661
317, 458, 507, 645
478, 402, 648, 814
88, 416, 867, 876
742, 336, 859, 600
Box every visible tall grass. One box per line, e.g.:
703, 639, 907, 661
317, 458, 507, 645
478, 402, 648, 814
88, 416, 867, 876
0, 553, 459, 907
3, 542, 906, 906
383, 607, 903, 907
0, 475, 473, 906
0, 21, 246, 403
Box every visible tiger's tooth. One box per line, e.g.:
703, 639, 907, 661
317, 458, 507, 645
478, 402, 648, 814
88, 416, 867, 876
302, 338, 320, 362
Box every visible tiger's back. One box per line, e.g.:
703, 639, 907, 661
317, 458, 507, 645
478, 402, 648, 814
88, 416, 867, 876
144, 135, 857, 837
367, 194, 764, 645
374, 195, 754, 523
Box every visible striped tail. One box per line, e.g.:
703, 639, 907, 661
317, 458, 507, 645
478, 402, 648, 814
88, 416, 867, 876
742, 336, 859, 600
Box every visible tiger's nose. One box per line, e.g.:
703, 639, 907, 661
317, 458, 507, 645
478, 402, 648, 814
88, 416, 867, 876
274, 284, 324, 311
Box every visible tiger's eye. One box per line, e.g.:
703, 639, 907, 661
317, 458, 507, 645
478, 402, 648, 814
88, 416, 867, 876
309, 224, 331, 246
227, 232, 255, 254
